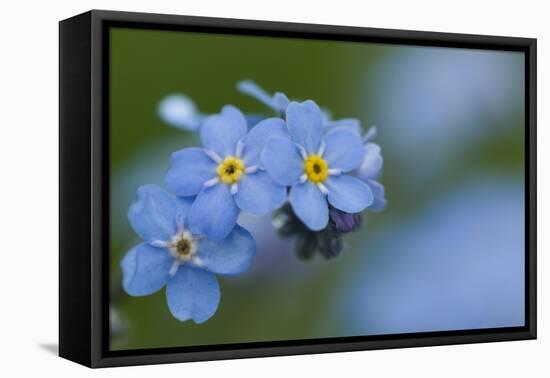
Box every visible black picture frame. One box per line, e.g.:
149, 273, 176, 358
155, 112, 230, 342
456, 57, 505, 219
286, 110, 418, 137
59, 9, 537, 368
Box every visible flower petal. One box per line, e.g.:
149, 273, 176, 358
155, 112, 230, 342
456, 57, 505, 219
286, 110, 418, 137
175, 196, 195, 230
201, 105, 247, 157
286, 100, 324, 154
242, 118, 289, 166
234, 170, 286, 216
158, 94, 202, 131
245, 114, 266, 128
367, 180, 387, 212
289, 182, 329, 231
273, 92, 290, 113
261, 136, 304, 186
323, 127, 365, 172
197, 225, 256, 275
128, 185, 181, 243
324, 118, 362, 134
165, 147, 217, 197
121, 243, 172, 296
189, 183, 239, 241
325, 175, 373, 213
166, 266, 220, 324
357, 143, 383, 181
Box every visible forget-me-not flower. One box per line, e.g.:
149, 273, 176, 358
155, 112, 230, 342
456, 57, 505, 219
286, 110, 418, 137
121, 185, 255, 323
262, 100, 374, 231
166, 105, 288, 240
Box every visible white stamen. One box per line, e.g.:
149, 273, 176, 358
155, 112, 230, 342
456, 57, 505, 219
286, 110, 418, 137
181, 230, 194, 242
328, 168, 342, 176
169, 260, 181, 277
204, 177, 220, 188
150, 240, 169, 248
235, 139, 245, 158
317, 142, 326, 157
299, 174, 308, 184
168, 248, 179, 259
298, 145, 308, 160
191, 256, 204, 268
231, 183, 239, 195
245, 165, 259, 174
317, 183, 329, 195
204, 149, 222, 163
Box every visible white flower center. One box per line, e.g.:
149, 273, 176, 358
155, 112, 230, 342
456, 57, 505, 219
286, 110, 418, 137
165, 230, 202, 275
170, 231, 195, 258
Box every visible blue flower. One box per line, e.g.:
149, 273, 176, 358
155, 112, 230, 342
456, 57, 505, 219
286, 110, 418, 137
158, 94, 203, 131
356, 126, 387, 212
262, 100, 374, 231
121, 185, 256, 323
165, 105, 288, 240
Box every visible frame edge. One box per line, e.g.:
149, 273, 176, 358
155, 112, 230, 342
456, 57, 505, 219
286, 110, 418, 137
82, 9, 537, 368
59, 11, 94, 368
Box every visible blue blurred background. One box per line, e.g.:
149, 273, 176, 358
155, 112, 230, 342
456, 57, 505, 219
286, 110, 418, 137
108, 28, 525, 350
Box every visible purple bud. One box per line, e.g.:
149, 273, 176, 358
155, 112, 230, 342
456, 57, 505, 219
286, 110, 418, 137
329, 207, 361, 233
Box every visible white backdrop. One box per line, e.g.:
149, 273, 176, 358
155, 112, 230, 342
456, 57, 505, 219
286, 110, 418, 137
0, 0, 547, 376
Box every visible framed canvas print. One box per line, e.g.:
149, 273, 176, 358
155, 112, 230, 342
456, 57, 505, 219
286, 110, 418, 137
59, 10, 537, 368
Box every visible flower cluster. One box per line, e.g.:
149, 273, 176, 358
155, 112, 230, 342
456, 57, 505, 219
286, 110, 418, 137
121, 81, 386, 323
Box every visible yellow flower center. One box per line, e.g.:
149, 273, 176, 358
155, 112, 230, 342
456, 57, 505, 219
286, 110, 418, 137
216, 156, 245, 184
304, 155, 328, 183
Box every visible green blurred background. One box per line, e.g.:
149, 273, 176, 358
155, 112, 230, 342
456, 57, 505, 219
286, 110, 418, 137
109, 27, 525, 351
